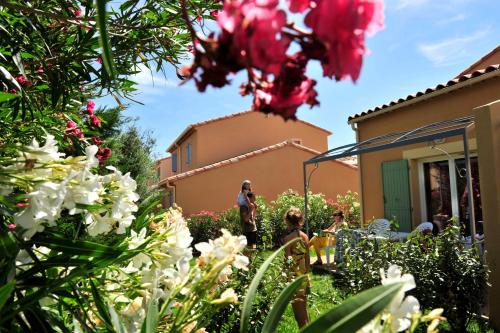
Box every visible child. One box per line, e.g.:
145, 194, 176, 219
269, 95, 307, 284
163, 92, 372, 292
309, 211, 345, 266
247, 191, 257, 225
282, 207, 310, 329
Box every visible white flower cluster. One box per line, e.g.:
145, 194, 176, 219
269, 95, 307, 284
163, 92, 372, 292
99, 213, 248, 333
358, 264, 444, 333
9, 135, 139, 239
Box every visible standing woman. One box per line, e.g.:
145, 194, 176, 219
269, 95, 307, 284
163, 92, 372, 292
237, 180, 257, 249
282, 207, 310, 328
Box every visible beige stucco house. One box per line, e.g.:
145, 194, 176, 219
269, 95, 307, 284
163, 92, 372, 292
157, 110, 359, 215
348, 46, 500, 232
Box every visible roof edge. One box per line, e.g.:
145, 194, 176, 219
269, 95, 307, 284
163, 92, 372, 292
160, 140, 355, 184
165, 110, 332, 152
348, 65, 500, 125
455, 45, 500, 78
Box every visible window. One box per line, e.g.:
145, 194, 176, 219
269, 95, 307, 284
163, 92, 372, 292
172, 153, 177, 172
186, 143, 192, 165
419, 156, 481, 234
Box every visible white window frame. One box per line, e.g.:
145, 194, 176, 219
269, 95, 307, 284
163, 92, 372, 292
417, 153, 476, 222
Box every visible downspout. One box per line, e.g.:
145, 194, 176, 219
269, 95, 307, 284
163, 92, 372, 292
165, 181, 176, 208
351, 122, 365, 227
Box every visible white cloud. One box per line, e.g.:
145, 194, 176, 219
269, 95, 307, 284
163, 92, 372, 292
129, 64, 193, 95
418, 29, 491, 67
394, 0, 430, 10
436, 14, 467, 25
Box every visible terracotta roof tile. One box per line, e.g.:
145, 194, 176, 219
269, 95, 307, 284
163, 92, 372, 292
160, 140, 356, 184
348, 64, 500, 123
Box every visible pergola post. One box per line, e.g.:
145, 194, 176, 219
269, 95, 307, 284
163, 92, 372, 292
474, 100, 500, 330
463, 129, 477, 243
303, 162, 309, 236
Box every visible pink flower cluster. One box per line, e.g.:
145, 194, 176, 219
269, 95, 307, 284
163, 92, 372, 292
85, 100, 102, 128
191, 210, 220, 221
66, 120, 84, 138
180, 0, 384, 119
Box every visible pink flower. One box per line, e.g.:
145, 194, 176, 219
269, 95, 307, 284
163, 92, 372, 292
90, 115, 101, 127
15, 75, 31, 87
91, 136, 103, 146
74, 9, 82, 17
304, 0, 384, 81
210, 10, 219, 18
196, 16, 203, 22
36, 66, 44, 73
286, 0, 311, 12
66, 120, 77, 129
86, 100, 95, 115
8, 224, 16, 231
66, 120, 84, 138
96, 147, 112, 163
253, 54, 319, 119
218, 0, 289, 75
96, 56, 103, 64
16, 202, 28, 207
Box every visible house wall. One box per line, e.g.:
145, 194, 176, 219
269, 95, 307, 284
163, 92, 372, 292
355, 76, 500, 225
170, 145, 358, 216
157, 157, 173, 181
194, 112, 330, 168
170, 131, 199, 174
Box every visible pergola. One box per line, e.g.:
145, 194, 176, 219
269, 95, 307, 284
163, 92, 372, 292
302, 115, 477, 243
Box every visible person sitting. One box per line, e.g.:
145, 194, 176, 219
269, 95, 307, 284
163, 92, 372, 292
309, 211, 345, 266
282, 207, 310, 329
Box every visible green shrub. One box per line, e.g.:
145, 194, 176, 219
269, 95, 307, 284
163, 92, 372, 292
337, 226, 489, 331
187, 210, 222, 246
328, 191, 361, 228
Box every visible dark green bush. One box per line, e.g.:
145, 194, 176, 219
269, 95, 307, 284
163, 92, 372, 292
187, 210, 222, 246
337, 226, 489, 331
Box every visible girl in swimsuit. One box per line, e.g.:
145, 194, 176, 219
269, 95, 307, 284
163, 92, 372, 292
282, 207, 310, 329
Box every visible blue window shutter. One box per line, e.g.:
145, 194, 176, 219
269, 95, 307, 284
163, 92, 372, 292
172, 153, 177, 172
381, 160, 412, 232
186, 143, 191, 165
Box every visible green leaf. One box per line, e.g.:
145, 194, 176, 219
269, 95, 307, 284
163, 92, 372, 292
0, 91, 18, 103
140, 297, 158, 333
240, 238, 299, 333
95, 0, 116, 78
90, 279, 113, 328
300, 283, 404, 333
0, 280, 15, 312
33, 234, 125, 258
261, 275, 308, 333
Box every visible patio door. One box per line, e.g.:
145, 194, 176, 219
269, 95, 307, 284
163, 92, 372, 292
382, 160, 412, 232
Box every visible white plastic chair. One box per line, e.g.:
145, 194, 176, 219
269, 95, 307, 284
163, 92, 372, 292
367, 218, 390, 237
415, 222, 434, 233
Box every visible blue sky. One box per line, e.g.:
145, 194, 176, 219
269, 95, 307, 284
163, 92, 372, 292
99, 0, 500, 158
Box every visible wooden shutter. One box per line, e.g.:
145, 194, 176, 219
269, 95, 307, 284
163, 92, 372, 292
381, 160, 412, 232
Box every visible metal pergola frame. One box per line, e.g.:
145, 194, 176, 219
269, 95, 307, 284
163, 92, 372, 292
303, 116, 477, 243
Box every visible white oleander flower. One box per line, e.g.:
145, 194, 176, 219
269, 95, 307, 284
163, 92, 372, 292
211, 288, 238, 305
195, 229, 248, 271
358, 265, 421, 333
23, 134, 64, 163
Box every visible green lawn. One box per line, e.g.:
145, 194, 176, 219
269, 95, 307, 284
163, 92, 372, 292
277, 272, 346, 332
257, 249, 495, 333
